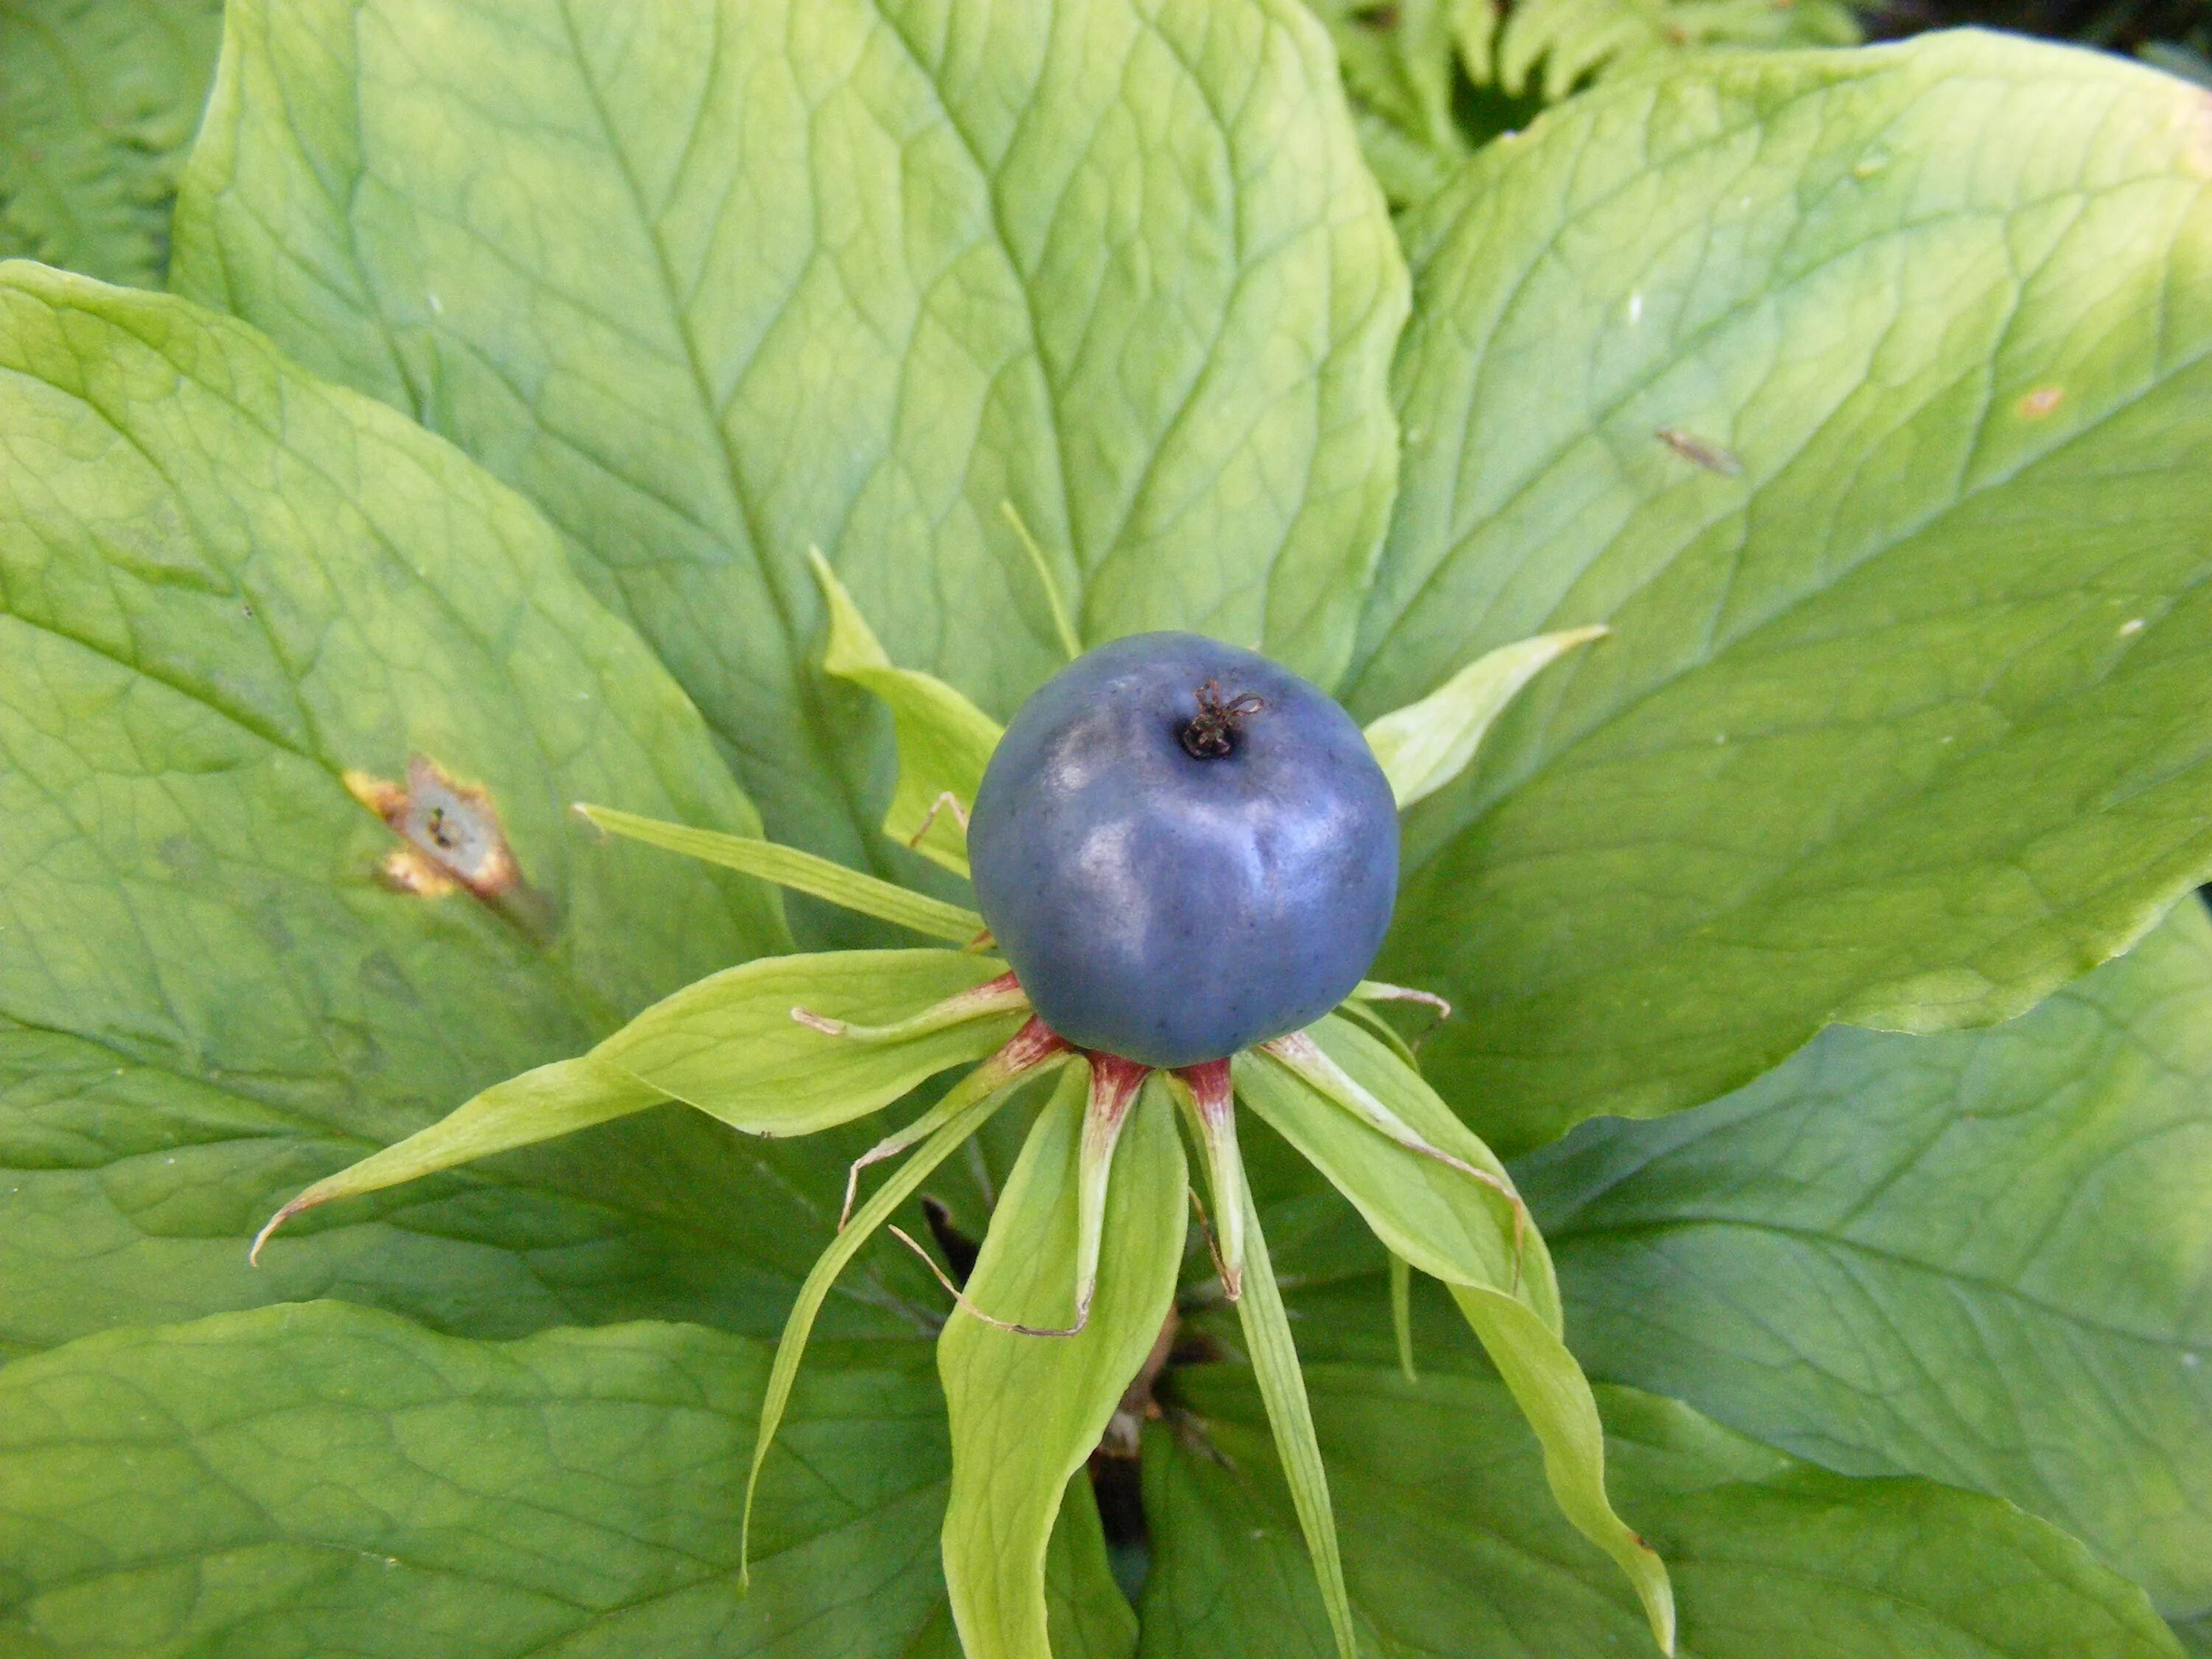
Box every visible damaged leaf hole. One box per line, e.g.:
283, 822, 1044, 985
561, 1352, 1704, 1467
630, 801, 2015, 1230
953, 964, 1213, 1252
345, 755, 551, 939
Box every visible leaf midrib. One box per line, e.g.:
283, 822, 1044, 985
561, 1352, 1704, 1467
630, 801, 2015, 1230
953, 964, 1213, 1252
538, 0, 899, 882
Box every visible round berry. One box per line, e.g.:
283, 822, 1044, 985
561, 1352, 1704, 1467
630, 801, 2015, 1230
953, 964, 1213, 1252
967, 633, 1398, 1068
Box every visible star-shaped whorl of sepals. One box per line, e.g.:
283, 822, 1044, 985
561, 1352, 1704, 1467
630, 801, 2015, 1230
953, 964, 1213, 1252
243, 559, 1668, 1659
793, 974, 1523, 1340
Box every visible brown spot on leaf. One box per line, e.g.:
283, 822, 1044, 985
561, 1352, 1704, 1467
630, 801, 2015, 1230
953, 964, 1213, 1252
377, 846, 462, 897
344, 769, 406, 820
349, 757, 533, 917
2017, 386, 2064, 420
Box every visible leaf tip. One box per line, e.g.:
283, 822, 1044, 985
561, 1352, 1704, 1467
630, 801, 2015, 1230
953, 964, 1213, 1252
1627, 1535, 1677, 1655
248, 1191, 319, 1265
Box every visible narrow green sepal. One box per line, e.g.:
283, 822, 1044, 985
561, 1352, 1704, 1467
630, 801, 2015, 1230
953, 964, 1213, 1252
1167, 1060, 1245, 1300
1450, 1285, 1677, 1655
251, 1054, 665, 1261
1253, 1024, 1539, 1312
1242, 1018, 1674, 1654
940, 1068, 1186, 1659
1389, 1251, 1419, 1383
998, 501, 1083, 662
599, 950, 1023, 1135
742, 1020, 1071, 1583
810, 548, 1004, 875
577, 801, 984, 941
1231, 1180, 1360, 1659
1363, 625, 1607, 810
253, 950, 1018, 1259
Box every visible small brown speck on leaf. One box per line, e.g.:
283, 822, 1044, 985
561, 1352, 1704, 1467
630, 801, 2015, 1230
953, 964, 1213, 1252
2017, 386, 2064, 420
1656, 426, 1744, 476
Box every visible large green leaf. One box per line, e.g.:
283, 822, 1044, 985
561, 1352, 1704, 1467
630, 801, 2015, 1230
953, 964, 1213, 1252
0, 1301, 1133, 1658
1353, 32, 2212, 1152
0, 265, 844, 1353
1520, 897, 2212, 1619
1141, 1363, 2185, 1658
940, 1071, 1180, 1659
171, 0, 1409, 917
0, 0, 223, 287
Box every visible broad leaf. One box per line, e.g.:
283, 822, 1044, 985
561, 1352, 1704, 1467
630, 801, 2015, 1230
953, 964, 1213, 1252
0, 266, 830, 1352
172, 0, 1409, 914
941, 1071, 1182, 1659
0, 1301, 1133, 1658
0, 0, 223, 286
2178, 1615, 2212, 1658
1521, 897, 2212, 1618
813, 550, 1004, 877
1354, 33, 2212, 1151
1141, 1364, 2184, 1659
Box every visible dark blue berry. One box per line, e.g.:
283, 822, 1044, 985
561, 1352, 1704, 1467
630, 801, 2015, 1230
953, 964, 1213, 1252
967, 633, 1398, 1068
